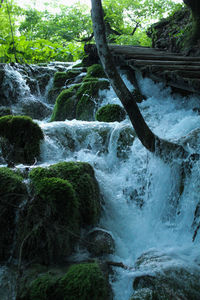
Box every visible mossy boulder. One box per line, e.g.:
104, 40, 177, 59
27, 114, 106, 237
50, 68, 110, 122
58, 262, 110, 300
83, 64, 106, 81
76, 80, 110, 121
96, 104, 126, 122
17, 262, 111, 300
0, 115, 44, 165
29, 161, 101, 226
53, 70, 82, 88
15, 176, 79, 264
0, 167, 27, 261
50, 86, 79, 122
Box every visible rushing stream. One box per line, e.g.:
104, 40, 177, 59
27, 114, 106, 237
1, 62, 200, 299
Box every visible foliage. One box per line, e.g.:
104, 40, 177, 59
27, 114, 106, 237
0, 0, 183, 63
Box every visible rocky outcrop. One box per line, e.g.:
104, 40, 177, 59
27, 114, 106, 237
147, 7, 192, 54
130, 250, 200, 300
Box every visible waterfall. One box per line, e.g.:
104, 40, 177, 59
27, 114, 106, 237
0, 63, 200, 300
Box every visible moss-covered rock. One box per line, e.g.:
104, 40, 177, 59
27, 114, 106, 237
76, 80, 110, 121
147, 7, 192, 54
0, 167, 27, 261
50, 86, 79, 122
17, 262, 111, 300
29, 161, 101, 226
58, 262, 110, 300
0, 115, 44, 165
84, 64, 106, 81
53, 70, 82, 88
96, 104, 126, 122
15, 176, 79, 264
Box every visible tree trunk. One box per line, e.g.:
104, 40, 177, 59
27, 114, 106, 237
91, 0, 188, 160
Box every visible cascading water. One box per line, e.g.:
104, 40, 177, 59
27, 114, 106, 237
1, 63, 200, 299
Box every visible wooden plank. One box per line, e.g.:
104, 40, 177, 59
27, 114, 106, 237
133, 64, 200, 72
123, 54, 200, 62
129, 59, 200, 66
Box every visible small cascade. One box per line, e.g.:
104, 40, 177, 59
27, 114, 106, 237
0, 62, 200, 300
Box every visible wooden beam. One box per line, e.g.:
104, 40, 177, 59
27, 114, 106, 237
128, 59, 200, 66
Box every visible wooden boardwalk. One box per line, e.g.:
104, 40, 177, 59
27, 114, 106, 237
85, 44, 200, 95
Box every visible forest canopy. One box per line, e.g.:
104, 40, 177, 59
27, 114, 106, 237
0, 0, 182, 63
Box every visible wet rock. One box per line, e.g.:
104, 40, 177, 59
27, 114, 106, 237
130, 250, 200, 300
21, 100, 52, 120
178, 128, 200, 153
0, 106, 12, 117
85, 229, 115, 256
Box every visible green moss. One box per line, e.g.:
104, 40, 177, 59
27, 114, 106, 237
0, 167, 27, 261
59, 262, 110, 300
50, 85, 81, 122
29, 161, 101, 226
29, 273, 60, 300
25, 262, 109, 300
0, 115, 44, 164
16, 176, 79, 264
96, 104, 126, 122
53, 72, 68, 88
76, 80, 110, 121
53, 70, 82, 89
86, 64, 106, 79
